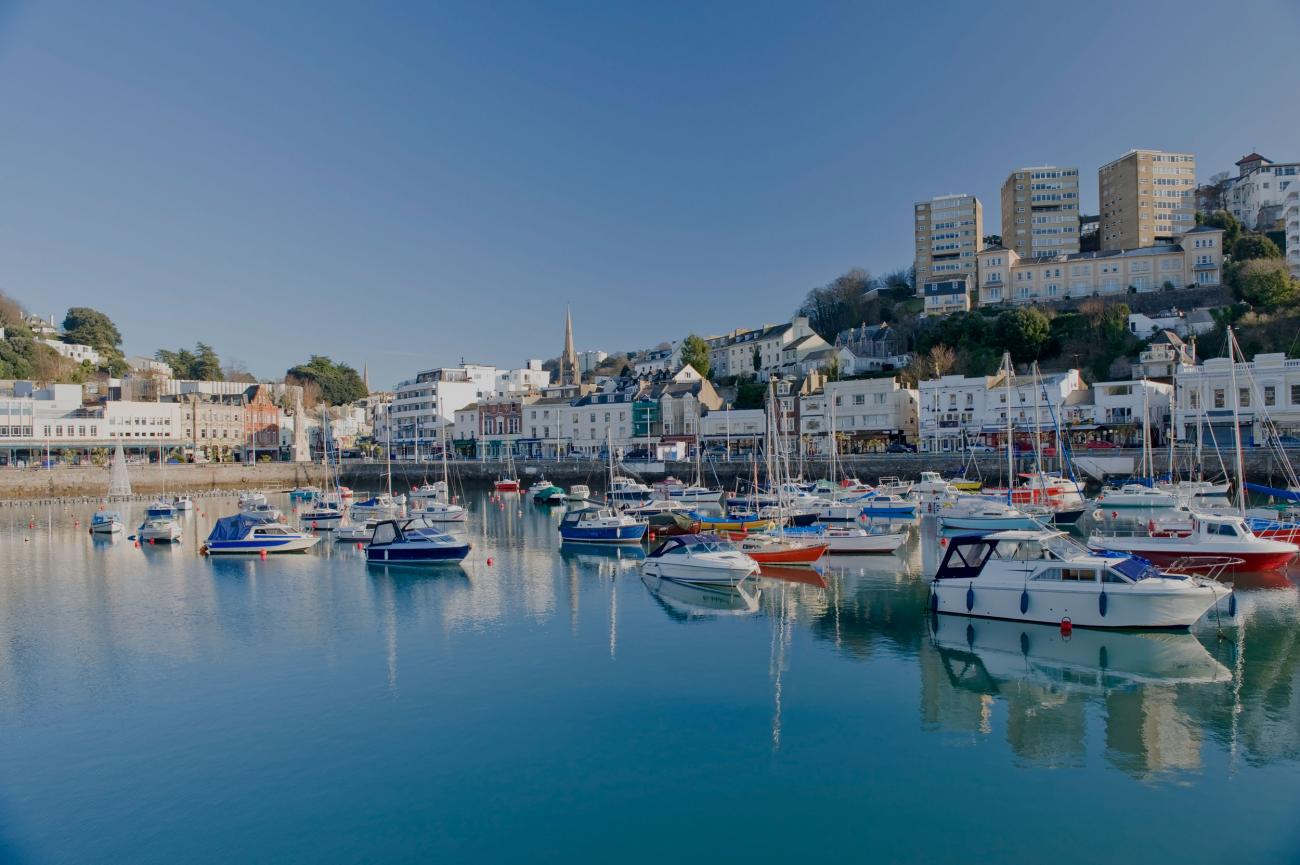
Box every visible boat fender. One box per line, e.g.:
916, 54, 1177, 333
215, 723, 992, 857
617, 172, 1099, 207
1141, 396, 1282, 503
929, 589, 938, 613
1060, 617, 1072, 635
1111, 511, 1118, 520
487, 557, 494, 566
1098, 591, 1108, 618
965, 584, 975, 612
260, 549, 267, 560
1019, 589, 1030, 614
1228, 593, 1237, 617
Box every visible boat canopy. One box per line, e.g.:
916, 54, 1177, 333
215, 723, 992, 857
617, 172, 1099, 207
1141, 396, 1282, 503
206, 515, 261, 542
1246, 482, 1300, 502
648, 534, 729, 557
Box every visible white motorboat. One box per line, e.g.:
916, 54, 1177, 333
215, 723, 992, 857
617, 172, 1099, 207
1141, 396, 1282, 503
137, 516, 183, 543
558, 507, 648, 544
856, 493, 917, 517
566, 484, 592, 502
640, 534, 759, 586
336, 520, 379, 542
624, 499, 687, 518
609, 476, 653, 503
238, 491, 268, 509
409, 500, 467, 523
1156, 479, 1232, 503
931, 529, 1232, 628
939, 497, 1042, 532
89, 511, 124, 535
240, 501, 285, 522
410, 481, 448, 501
786, 523, 906, 554
875, 476, 914, 496
1096, 484, 1178, 509
641, 572, 761, 617
172, 495, 194, 512
202, 515, 321, 554
813, 497, 863, 522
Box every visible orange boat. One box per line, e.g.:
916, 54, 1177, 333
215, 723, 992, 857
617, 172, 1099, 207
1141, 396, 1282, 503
735, 535, 829, 565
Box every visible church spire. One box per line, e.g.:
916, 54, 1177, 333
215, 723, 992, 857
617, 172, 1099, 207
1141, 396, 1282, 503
562, 307, 579, 386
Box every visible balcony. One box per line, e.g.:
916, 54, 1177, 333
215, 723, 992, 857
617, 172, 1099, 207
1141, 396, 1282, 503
1193, 262, 1218, 271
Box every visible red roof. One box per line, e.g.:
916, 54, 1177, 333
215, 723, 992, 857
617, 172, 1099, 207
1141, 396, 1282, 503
1236, 152, 1269, 165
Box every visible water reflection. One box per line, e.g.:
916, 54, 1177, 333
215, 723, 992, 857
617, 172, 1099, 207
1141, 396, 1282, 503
640, 573, 761, 620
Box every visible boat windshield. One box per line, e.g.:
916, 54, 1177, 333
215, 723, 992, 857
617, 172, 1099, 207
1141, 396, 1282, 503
681, 541, 726, 554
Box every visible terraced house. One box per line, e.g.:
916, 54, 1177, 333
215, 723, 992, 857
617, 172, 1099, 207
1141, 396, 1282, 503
976, 224, 1223, 307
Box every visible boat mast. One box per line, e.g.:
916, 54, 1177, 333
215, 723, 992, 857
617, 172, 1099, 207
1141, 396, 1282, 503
1227, 328, 1248, 515
1031, 362, 1044, 488
1003, 352, 1013, 505
1140, 379, 1151, 482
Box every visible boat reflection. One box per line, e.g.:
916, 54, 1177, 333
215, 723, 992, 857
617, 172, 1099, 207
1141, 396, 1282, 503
640, 572, 761, 620
756, 564, 827, 588
559, 542, 647, 564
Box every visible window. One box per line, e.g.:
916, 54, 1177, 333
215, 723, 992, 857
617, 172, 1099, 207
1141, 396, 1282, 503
1265, 386, 1276, 406
1214, 389, 1225, 409
1239, 388, 1250, 408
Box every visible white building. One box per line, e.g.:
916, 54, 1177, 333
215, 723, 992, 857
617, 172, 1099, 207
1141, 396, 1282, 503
633, 343, 681, 377
1222, 153, 1300, 231
127, 356, 173, 376
1175, 352, 1300, 445
578, 350, 608, 373
1127, 309, 1216, 340
699, 408, 766, 453
1089, 380, 1173, 428
41, 339, 103, 366
706, 316, 817, 379
494, 360, 550, 397
390, 364, 497, 460
918, 368, 1085, 452
800, 378, 918, 452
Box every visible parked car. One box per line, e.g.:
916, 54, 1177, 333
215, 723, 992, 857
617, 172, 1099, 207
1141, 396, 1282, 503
1084, 440, 1119, 450
885, 443, 917, 454
967, 444, 996, 453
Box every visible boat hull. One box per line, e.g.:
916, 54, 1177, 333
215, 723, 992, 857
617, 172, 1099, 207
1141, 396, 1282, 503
366, 543, 470, 563
204, 536, 321, 554
641, 560, 757, 586
940, 515, 1041, 532
1086, 540, 1296, 571
931, 579, 1228, 629
740, 542, 829, 565
559, 525, 648, 544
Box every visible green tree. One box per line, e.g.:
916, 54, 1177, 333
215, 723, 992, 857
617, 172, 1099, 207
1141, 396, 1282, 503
156, 343, 225, 380
1233, 233, 1282, 262
751, 345, 762, 374
286, 356, 368, 405
995, 308, 1050, 364
1202, 210, 1242, 249
679, 334, 710, 378
1235, 259, 1300, 308
61, 307, 122, 351
982, 234, 1003, 248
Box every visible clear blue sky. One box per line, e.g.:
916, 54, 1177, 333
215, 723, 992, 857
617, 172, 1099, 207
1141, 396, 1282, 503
2, 0, 1298, 388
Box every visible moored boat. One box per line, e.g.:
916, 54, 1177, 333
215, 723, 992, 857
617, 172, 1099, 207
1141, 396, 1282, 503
89, 511, 124, 535
640, 534, 759, 586
365, 517, 471, 563
202, 515, 321, 555
1089, 512, 1298, 571
558, 507, 648, 544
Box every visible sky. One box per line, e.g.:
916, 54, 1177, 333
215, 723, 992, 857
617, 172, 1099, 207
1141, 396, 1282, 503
2, 0, 1298, 389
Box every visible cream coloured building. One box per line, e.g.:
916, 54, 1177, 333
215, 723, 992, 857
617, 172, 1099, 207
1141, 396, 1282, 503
976, 225, 1223, 307
914, 193, 983, 294
1098, 149, 1196, 250
1285, 187, 1299, 279
1001, 166, 1080, 258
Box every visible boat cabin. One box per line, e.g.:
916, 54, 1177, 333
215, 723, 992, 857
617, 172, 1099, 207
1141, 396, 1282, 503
648, 534, 732, 558
936, 531, 1163, 585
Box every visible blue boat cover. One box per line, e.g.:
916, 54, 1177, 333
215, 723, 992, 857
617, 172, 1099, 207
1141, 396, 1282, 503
207, 514, 260, 542
1246, 482, 1300, 502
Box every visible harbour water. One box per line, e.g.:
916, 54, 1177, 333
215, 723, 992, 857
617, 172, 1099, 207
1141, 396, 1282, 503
1, 491, 1298, 863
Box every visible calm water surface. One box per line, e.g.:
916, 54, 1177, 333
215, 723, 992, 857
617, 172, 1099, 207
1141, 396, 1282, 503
1, 491, 1299, 864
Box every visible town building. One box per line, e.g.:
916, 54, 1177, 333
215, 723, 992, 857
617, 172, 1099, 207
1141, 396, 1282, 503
40, 339, 102, 366
976, 225, 1224, 307
178, 395, 245, 462
633, 344, 681, 377
242, 384, 281, 461
1098, 149, 1196, 250
389, 364, 498, 460
918, 368, 1085, 453
577, 349, 608, 374
655, 365, 723, 447
1132, 331, 1198, 381
1175, 352, 1300, 445
800, 377, 918, 454
1221, 153, 1300, 231
1001, 166, 1080, 258
1127, 309, 1216, 341
493, 360, 549, 397
914, 193, 983, 294
705, 315, 818, 379
568, 379, 643, 456
834, 322, 909, 370
699, 408, 765, 455
922, 275, 973, 317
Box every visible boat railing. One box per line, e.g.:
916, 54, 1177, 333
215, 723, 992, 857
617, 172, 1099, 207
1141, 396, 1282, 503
1165, 555, 1245, 581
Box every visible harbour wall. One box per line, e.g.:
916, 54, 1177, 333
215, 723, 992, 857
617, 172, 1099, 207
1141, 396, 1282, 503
4, 450, 1296, 502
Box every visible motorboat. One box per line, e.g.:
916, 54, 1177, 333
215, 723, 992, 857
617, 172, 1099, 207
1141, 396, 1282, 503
875, 476, 914, 496
733, 533, 829, 565
350, 494, 401, 521
940, 497, 1042, 532
237, 491, 268, 509
558, 507, 648, 544
240, 501, 285, 523
856, 493, 917, 517
624, 499, 688, 518
812, 497, 863, 522
202, 515, 321, 554
784, 523, 907, 554
89, 511, 124, 535
818, 478, 874, 500
300, 499, 345, 530
146, 499, 177, 518
640, 534, 759, 586
911, 471, 960, 500
288, 486, 320, 501
667, 484, 724, 504
1088, 512, 1298, 571
932, 529, 1232, 628
409, 499, 467, 523
137, 515, 182, 543
336, 520, 379, 542
608, 476, 653, 504
1095, 484, 1178, 509
530, 481, 565, 504
172, 495, 194, 512
566, 484, 592, 502
365, 517, 471, 563
494, 477, 520, 493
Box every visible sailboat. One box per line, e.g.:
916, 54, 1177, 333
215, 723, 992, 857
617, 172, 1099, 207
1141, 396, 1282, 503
666, 401, 723, 503
559, 428, 647, 544
494, 445, 520, 492
1096, 382, 1178, 508
301, 408, 345, 530
411, 424, 467, 522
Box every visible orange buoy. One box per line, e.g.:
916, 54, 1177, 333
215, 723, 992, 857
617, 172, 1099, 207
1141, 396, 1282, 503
259, 549, 267, 560
149, 538, 155, 545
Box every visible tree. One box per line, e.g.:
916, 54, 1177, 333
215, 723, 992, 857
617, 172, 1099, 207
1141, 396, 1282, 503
995, 308, 1050, 364
982, 234, 1003, 248
1233, 233, 1282, 262
751, 345, 762, 374
796, 268, 876, 339
61, 307, 122, 351
1202, 210, 1242, 249
286, 356, 369, 405
1235, 259, 1300, 308
222, 357, 257, 383
679, 334, 710, 378
156, 343, 224, 380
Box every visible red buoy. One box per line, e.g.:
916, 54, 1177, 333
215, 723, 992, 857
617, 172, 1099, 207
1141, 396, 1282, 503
260, 549, 267, 560
486, 557, 494, 566
356, 542, 362, 550
1060, 617, 1073, 635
